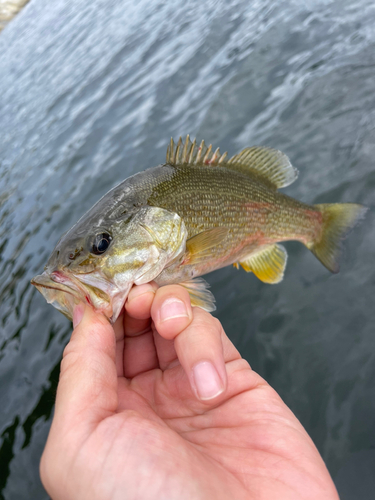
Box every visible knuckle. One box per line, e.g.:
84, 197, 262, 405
156, 284, 190, 302
211, 316, 223, 332
62, 341, 73, 359
60, 349, 80, 377
193, 309, 223, 337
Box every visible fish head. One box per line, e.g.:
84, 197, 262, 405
31, 206, 187, 323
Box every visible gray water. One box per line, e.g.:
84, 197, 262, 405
0, 0, 374, 498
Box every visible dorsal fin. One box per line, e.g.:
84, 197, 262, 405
166, 136, 298, 189
227, 146, 298, 189
166, 135, 228, 167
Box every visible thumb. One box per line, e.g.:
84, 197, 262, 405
53, 303, 118, 434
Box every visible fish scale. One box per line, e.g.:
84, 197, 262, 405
146, 164, 318, 246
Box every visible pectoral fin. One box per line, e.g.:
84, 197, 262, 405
179, 277, 216, 312
240, 244, 287, 284
186, 227, 229, 264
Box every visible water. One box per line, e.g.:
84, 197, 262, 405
0, 0, 374, 498
0, 1, 29, 32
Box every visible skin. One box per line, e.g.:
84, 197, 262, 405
40, 283, 339, 500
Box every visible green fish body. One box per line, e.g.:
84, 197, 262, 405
31, 136, 366, 322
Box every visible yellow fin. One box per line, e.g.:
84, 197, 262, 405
307, 203, 368, 273
186, 227, 229, 264
227, 146, 298, 189
240, 244, 287, 284
179, 278, 216, 312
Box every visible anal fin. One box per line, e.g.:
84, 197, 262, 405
240, 244, 287, 284
179, 277, 216, 312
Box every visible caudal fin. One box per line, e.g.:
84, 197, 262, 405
307, 203, 367, 273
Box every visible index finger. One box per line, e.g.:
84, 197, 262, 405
124, 282, 159, 335
120, 282, 159, 378
53, 305, 118, 434
121, 283, 194, 378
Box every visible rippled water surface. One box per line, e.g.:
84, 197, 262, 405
0, 0, 374, 498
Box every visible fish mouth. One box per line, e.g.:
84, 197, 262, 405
31, 271, 78, 294
31, 270, 113, 320
31, 271, 89, 321
31, 270, 131, 323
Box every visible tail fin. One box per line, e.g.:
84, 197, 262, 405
307, 203, 367, 273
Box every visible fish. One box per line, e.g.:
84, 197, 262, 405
31, 135, 367, 323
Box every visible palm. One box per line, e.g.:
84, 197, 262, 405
90, 315, 336, 500
42, 286, 339, 500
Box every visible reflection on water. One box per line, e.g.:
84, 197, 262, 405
0, 0, 374, 498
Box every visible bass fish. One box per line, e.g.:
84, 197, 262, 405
31, 136, 366, 322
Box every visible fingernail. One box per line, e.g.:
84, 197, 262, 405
192, 361, 224, 400
160, 298, 189, 322
128, 283, 156, 302
73, 304, 84, 329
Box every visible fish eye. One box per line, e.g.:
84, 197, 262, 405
91, 232, 112, 255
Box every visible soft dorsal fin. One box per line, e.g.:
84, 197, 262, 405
166, 136, 298, 189
239, 244, 288, 284
227, 146, 298, 189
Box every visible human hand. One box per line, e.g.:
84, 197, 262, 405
40, 283, 339, 500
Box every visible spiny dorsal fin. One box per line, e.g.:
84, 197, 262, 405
166, 136, 298, 189
179, 277, 216, 312
240, 244, 288, 284
186, 227, 229, 265
227, 146, 298, 189
166, 135, 228, 167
